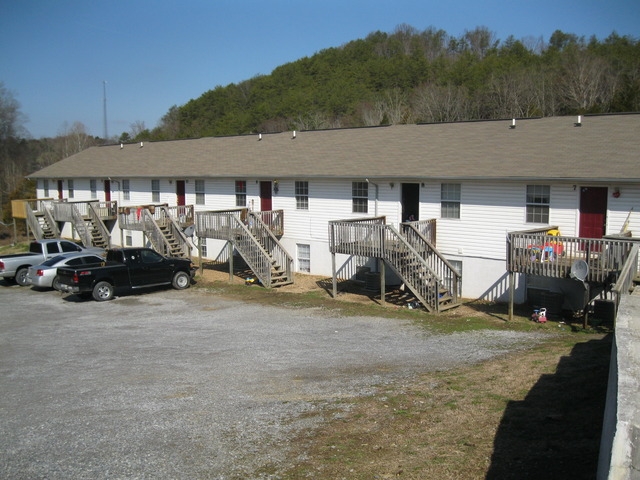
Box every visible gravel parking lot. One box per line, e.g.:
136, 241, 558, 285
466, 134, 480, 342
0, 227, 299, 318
0, 283, 546, 479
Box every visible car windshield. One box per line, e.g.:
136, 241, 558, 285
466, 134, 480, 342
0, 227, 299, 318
41, 255, 67, 267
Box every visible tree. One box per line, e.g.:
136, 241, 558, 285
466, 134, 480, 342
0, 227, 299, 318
0, 82, 27, 141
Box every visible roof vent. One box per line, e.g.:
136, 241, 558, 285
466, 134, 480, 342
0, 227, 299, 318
574, 115, 582, 127
258, 133, 262, 141
140, 142, 144, 148
509, 118, 516, 129
120, 143, 123, 149
292, 130, 296, 139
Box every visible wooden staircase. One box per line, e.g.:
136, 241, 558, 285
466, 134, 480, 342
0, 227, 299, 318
25, 200, 60, 240
195, 209, 293, 288
329, 218, 461, 313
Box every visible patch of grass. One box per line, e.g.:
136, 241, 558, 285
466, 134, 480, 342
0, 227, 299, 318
277, 334, 611, 479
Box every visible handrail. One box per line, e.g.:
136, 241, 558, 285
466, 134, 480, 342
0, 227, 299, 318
118, 204, 169, 231
248, 211, 293, 283
140, 209, 173, 257
25, 204, 45, 240
382, 224, 443, 312
87, 202, 111, 249
69, 204, 93, 247
402, 222, 460, 302
158, 205, 192, 258
402, 218, 437, 245
611, 244, 639, 310
507, 231, 637, 282
253, 210, 284, 236
41, 202, 60, 237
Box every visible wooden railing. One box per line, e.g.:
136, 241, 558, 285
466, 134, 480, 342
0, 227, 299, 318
165, 205, 194, 228
611, 244, 639, 309
402, 218, 437, 246
195, 209, 291, 286
253, 210, 284, 236
507, 228, 637, 282
329, 217, 458, 312
157, 205, 192, 258
329, 216, 387, 257
118, 204, 168, 231
87, 203, 111, 249
248, 211, 292, 282
140, 209, 174, 257
25, 199, 59, 240
401, 221, 460, 302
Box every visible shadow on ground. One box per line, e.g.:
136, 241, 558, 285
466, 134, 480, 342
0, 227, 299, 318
486, 334, 612, 480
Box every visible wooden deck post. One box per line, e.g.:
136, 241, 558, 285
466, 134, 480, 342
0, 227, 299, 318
228, 241, 234, 283
508, 272, 514, 321
199, 238, 203, 275
331, 252, 337, 299
380, 260, 386, 306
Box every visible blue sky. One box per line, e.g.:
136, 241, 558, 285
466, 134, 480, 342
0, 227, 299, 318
1, 0, 638, 139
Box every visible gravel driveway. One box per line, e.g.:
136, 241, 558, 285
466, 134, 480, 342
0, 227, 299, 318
0, 284, 546, 479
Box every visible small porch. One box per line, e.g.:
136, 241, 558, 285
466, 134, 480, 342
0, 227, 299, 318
506, 227, 640, 323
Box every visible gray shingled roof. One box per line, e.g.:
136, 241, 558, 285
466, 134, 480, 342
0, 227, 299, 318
27, 114, 640, 183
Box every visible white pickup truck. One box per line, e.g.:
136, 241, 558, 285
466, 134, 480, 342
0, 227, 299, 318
0, 239, 104, 286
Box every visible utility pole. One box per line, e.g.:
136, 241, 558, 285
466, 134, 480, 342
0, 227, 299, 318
103, 80, 108, 142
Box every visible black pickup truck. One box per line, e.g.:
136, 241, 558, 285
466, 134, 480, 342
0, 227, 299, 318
56, 247, 197, 301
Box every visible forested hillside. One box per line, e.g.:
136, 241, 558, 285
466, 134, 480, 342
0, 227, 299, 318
143, 25, 640, 140
1, 25, 639, 223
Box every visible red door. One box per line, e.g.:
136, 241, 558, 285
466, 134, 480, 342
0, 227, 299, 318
579, 187, 607, 239
260, 181, 272, 211
176, 180, 185, 206
104, 180, 111, 202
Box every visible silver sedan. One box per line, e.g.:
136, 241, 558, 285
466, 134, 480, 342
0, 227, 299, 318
26, 253, 105, 291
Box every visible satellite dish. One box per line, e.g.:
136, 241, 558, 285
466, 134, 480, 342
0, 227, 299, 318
184, 225, 195, 237
569, 260, 589, 281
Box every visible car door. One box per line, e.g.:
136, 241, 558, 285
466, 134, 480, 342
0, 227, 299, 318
128, 250, 173, 287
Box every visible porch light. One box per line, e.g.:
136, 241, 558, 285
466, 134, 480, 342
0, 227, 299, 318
273, 180, 279, 194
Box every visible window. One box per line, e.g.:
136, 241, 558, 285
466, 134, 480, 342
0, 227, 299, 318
297, 244, 310, 272
195, 179, 205, 205
68, 179, 74, 199
123, 179, 130, 201
352, 182, 368, 214
200, 243, 208, 259
125, 230, 132, 246
43, 179, 49, 197
235, 180, 246, 207
526, 185, 550, 223
295, 181, 309, 210
441, 183, 460, 219
151, 179, 160, 203
90, 179, 97, 199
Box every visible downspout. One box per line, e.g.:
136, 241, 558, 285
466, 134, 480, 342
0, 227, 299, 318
365, 178, 378, 217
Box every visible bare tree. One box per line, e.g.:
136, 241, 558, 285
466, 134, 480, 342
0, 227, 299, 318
129, 120, 147, 138
463, 26, 498, 59
377, 89, 412, 125
557, 49, 617, 111
411, 83, 471, 122
0, 82, 28, 141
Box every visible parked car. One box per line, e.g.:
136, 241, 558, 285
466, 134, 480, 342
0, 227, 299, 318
56, 247, 197, 301
0, 239, 105, 286
26, 253, 106, 291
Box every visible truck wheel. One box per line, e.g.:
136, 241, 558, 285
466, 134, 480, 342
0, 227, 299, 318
15, 267, 29, 286
52, 276, 63, 291
172, 271, 190, 290
93, 281, 114, 301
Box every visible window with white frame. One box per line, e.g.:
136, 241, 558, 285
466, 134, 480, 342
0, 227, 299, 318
125, 230, 133, 246
297, 244, 310, 272
200, 243, 208, 259
441, 183, 460, 219
526, 185, 550, 223
235, 180, 246, 207
295, 181, 308, 210
151, 179, 160, 203
68, 179, 74, 199
195, 179, 205, 205
123, 179, 130, 201
43, 179, 49, 197
352, 182, 368, 214
90, 179, 97, 199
